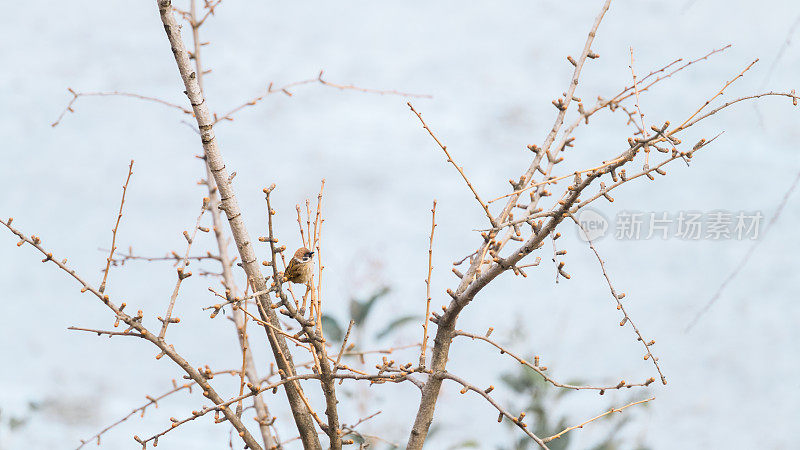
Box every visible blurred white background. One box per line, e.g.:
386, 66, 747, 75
1, 0, 798, 448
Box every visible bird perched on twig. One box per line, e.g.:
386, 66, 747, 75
282, 247, 315, 285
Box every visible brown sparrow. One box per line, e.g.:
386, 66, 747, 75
283, 247, 315, 285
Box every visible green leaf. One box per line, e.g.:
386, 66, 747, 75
376, 314, 421, 339
350, 286, 391, 325
9, 416, 27, 430
321, 314, 344, 342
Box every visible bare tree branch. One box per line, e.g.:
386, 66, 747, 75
155, 1, 321, 447
420, 200, 437, 368
0, 217, 263, 449
406, 2, 613, 447
454, 330, 656, 392
99, 160, 134, 294
543, 397, 655, 443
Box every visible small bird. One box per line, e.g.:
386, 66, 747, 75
283, 247, 315, 285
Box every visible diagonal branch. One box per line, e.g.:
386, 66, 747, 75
438, 372, 549, 449
155, 1, 321, 448
75, 370, 240, 449
685, 169, 800, 331
670, 58, 759, 134
543, 397, 654, 443
408, 103, 497, 227
185, 0, 279, 445
0, 217, 262, 450
158, 197, 208, 339
405, 2, 613, 447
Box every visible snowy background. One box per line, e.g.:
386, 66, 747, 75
1, 0, 799, 449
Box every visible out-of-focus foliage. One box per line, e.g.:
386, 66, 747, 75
323, 286, 419, 347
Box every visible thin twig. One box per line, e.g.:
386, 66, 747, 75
490, 45, 734, 208
1, 216, 262, 449
629, 47, 650, 164
158, 197, 209, 340
759, 13, 800, 90
454, 330, 655, 391
420, 200, 436, 367
629, 48, 647, 136
670, 59, 759, 134
680, 91, 799, 130
137, 373, 321, 448
52, 89, 193, 127
68, 326, 145, 339
406, 3, 613, 447
183, 2, 281, 440
334, 320, 355, 373
438, 372, 549, 450
685, 169, 800, 331
570, 215, 666, 385
408, 103, 497, 227
543, 397, 655, 442
214, 71, 430, 124
75, 370, 240, 449
261, 185, 331, 448
572, 132, 723, 211
107, 250, 221, 266
99, 160, 134, 294
312, 180, 326, 340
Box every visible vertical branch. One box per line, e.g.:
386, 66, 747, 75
236, 283, 250, 416
420, 200, 436, 368
308, 181, 343, 449
629, 48, 647, 134
155, 2, 322, 448
306, 200, 312, 248
264, 187, 342, 449
188, 0, 205, 93
99, 160, 134, 294
629, 47, 650, 164
334, 320, 355, 374
312, 180, 325, 336
296, 205, 308, 248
